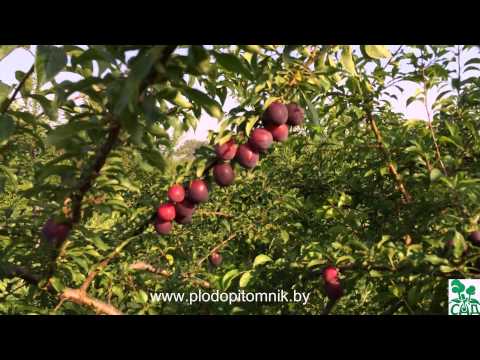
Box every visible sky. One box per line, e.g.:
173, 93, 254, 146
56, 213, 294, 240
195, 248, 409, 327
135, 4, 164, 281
1, 45, 478, 144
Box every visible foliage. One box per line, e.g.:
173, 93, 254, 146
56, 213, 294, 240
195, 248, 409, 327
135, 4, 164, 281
1, 45, 480, 315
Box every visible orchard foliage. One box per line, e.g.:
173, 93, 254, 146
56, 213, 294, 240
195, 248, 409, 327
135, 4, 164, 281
1, 45, 480, 314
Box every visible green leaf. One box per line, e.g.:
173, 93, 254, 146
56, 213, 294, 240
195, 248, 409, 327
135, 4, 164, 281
29, 94, 57, 121
262, 97, 282, 110
242, 45, 262, 55
340, 46, 357, 76
452, 231, 466, 259
0, 165, 17, 190
253, 254, 272, 268
141, 149, 166, 172
49, 277, 65, 292
195, 158, 208, 178
307, 259, 324, 268
302, 92, 319, 125
280, 230, 289, 243
0, 81, 11, 105
165, 254, 174, 266
239, 271, 252, 288
46, 121, 98, 147
222, 269, 240, 290
182, 88, 223, 120
0, 114, 16, 142
440, 265, 455, 273
90, 236, 110, 251
407, 286, 418, 306
430, 168, 443, 183
35, 45, 68, 86
336, 255, 355, 264
0, 45, 18, 63
213, 52, 253, 80
187, 46, 211, 74
369, 270, 383, 278
364, 45, 392, 60
245, 115, 258, 137
425, 254, 448, 265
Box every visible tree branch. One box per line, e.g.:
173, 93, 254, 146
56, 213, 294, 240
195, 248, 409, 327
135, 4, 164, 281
0, 263, 42, 286
422, 67, 448, 176
196, 210, 233, 218
129, 261, 211, 289
0, 64, 34, 115
69, 121, 121, 224
81, 232, 145, 293
197, 234, 237, 266
366, 110, 413, 204
60, 288, 122, 315
129, 261, 172, 277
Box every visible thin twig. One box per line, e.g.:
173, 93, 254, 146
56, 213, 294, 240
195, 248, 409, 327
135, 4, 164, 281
81, 233, 143, 293
129, 262, 172, 277
0, 64, 35, 114
422, 67, 448, 176
196, 210, 232, 218
367, 110, 413, 204
60, 288, 123, 315
197, 234, 237, 266
382, 45, 404, 72
129, 261, 211, 289
69, 121, 121, 224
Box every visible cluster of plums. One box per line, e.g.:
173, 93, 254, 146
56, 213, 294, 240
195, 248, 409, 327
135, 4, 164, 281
154, 101, 304, 266
234, 101, 304, 169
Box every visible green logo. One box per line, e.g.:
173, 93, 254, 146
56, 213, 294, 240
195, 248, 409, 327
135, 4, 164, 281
448, 279, 480, 315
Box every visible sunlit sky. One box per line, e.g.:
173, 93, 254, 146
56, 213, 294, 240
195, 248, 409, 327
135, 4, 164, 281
1, 45, 478, 144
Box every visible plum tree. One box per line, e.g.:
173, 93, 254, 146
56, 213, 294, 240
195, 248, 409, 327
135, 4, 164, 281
263, 101, 288, 125
168, 184, 186, 203
236, 144, 260, 169
266, 123, 288, 142
286, 103, 304, 126
2, 45, 480, 316
155, 220, 172, 235
209, 252, 222, 267
215, 139, 238, 160
188, 179, 209, 203
248, 128, 273, 153
213, 162, 235, 187
157, 203, 176, 222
